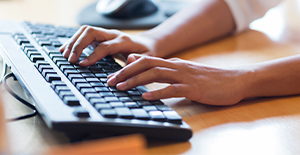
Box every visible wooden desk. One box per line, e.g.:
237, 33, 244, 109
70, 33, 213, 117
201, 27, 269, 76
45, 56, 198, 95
1, 0, 300, 154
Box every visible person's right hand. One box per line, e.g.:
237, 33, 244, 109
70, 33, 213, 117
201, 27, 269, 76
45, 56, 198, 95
59, 25, 155, 67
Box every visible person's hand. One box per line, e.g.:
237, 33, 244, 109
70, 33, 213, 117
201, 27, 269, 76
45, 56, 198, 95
107, 54, 249, 106
59, 25, 156, 67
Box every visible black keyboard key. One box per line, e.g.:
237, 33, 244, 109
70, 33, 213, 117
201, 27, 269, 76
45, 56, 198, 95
38, 64, 53, 72
119, 97, 133, 102
94, 87, 109, 92
163, 111, 182, 124
85, 93, 101, 100
143, 105, 157, 111
34, 61, 49, 69
64, 70, 78, 76
77, 68, 90, 73
51, 81, 66, 88
43, 45, 60, 55
90, 82, 104, 87
29, 29, 42, 34
42, 69, 56, 77
131, 109, 150, 120
26, 51, 40, 58
108, 87, 119, 92
137, 101, 152, 106
81, 73, 95, 78
73, 107, 90, 118
52, 42, 63, 48
100, 109, 117, 118
127, 90, 141, 96
68, 74, 83, 80
156, 105, 172, 111
17, 38, 30, 45
21, 43, 34, 50
124, 102, 139, 108
149, 111, 166, 121
136, 86, 149, 93
85, 78, 100, 82
49, 53, 63, 59
53, 57, 67, 63
38, 40, 52, 46
71, 78, 87, 85
94, 103, 111, 110
80, 88, 97, 95
59, 90, 74, 98
109, 102, 124, 107
90, 98, 106, 105
14, 33, 26, 40
113, 92, 129, 97
54, 85, 70, 94
76, 83, 92, 90
45, 73, 61, 82
24, 47, 38, 54
90, 68, 105, 74
94, 73, 107, 78
63, 96, 80, 106
151, 100, 164, 105
104, 97, 119, 102
30, 55, 44, 62
57, 61, 71, 67
115, 107, 134, 119
99, 92, 114, 97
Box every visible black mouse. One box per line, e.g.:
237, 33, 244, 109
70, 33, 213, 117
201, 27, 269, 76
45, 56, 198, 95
96, 0, 158, 19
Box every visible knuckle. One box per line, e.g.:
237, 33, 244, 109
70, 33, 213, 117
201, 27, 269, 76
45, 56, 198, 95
170, 85, 181, 94
108, 29, 121, 35
65, 43, 73, 51
128, 75, 139, 84
119, 35, 131, 41
81, 25, 89, 29
151, 67, 162, 75
169, 58, 181, 61
85, 26, 95, 34
72, 43, 82, 52
115, 69, 126, 80
99, 42, 111, 50
140, 56, 152, 64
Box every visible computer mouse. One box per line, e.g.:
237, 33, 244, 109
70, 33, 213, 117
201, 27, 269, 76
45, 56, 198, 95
96, 0, 158, 19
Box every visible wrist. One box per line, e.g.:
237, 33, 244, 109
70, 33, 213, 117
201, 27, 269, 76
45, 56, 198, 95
239, 65, 263, 99
136, 30, 170, 58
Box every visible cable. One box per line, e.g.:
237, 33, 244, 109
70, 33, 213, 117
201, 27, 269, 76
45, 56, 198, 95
0, 61, 7, 84
2, 72, 37, 121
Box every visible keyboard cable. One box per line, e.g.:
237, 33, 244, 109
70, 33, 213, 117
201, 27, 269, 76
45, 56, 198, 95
1, 63, 37, 121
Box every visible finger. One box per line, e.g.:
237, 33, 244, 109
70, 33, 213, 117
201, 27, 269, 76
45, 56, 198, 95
60, 25, 88, 58
116, 67, 179, 91
107, 54, 142, 80
142, 84, 186, 100
126, 53, 143, 64
108, 56, 176, 86
68, 27, 117, 63
79, 40, 120, 67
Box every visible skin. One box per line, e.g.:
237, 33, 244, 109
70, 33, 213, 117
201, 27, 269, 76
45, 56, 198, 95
59, 0, 300, 105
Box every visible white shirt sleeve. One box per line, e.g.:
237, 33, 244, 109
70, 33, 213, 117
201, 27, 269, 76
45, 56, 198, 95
224, 0, 282, 33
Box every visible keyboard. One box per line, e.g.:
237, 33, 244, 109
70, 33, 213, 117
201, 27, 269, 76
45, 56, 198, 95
0, 20, 192, 141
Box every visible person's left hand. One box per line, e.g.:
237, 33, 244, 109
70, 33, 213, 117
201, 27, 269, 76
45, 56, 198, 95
107, 54, 248, 106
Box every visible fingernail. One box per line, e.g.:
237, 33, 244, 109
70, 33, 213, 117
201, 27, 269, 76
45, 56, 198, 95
142, 92, 152, 100
79, 58, 88, 65
107, 74, 114, 79
116, 82, 126, 90
107, 76, 117, 86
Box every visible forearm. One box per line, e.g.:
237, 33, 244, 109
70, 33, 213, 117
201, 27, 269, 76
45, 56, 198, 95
139, 0, 236, 57
242, 55, 300, 99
